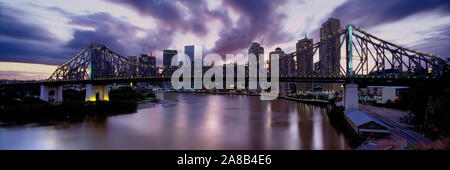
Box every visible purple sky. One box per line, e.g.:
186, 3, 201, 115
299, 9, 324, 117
0, 0, 449, 80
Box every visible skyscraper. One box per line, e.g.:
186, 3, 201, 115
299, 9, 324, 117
139, 50, 156, 67
269, 47, 289, 93
163, 50, 177, 67
319, 17, 341, 75
248, 42, 264, 90
184, 45, 195, 63
248, 42, 264, 57
296, 35, 314, 92
184, 45, 195, 80
248, 42, 264, 72
296, 34, 314, 76
148, 54, 156, 67
128, 56, 138, 77
268, 47, 285, 74
139, 54, 150, 65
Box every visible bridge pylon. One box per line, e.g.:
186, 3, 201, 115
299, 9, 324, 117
85, 84, 110, 102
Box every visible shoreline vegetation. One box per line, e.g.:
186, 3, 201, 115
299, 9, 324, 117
0, 86, 157, 124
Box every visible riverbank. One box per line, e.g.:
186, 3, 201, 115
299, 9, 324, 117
173, 90, 331, 106
326, 106, 367, 148
279, 95, 329, 106
326, 104, 434, 150
0, 100, 139, 124
0, 86, 161, 124
359, 104, 429, 147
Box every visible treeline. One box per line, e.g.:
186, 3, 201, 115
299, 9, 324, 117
0, 86, 156, 124
404, 73, 449, 139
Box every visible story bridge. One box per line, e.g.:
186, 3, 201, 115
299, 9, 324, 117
0, 25, 448, 109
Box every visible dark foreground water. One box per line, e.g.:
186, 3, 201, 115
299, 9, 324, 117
0, 93, 348, 149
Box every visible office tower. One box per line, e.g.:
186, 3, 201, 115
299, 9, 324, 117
319, 17, 341, 75
269, 47, 288, 93
128, 56, 137, 64
248, 42, 264, 74
248, 42, 264, 58
184, 45, 195, 81
184, 45, 195, 63
139, 50, 156, 67
128, 56, 138, 77
148, 54, 156, 67
296, 35, 314, 92
296, 34, 314, 76
268, 47, 285, 74
248, 42, 264, 90
163, 50, 178, 66
139, 54, 149, 65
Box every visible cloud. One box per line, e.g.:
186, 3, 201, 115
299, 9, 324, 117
211, 0, 293, 56
66, 12, 176, 61
413, 24, 450, 59
0, 2, 73, 65
0, 4, 56, 42
1, 0, 449, 68
318, 0, 450, 59
107, 0, 294, 57
66, 12, 140, 53
328, 0, 450, 28
107, 0, 230, 36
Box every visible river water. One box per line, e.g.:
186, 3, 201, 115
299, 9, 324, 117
0, 93, 349, 150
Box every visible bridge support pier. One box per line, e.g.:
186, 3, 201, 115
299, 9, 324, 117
85, 84, 110, 102
344, 83, 358, 110
40, 85, 63, 102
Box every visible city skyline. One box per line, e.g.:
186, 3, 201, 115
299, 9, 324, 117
1, 0, 450, 80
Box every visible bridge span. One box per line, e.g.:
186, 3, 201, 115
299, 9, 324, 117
0, 25, 448, 109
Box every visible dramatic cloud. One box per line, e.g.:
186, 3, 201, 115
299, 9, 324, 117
0, 0, 449, 69
212, 0, 293, 55
107, 0, 230, 36
328, 0, 450, 28
0, 2, 71, 65
413, 24, 450, 59
66, 12, 141, 53
106, 0, 294, 57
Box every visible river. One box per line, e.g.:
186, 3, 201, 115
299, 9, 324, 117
0, 93, 349, 149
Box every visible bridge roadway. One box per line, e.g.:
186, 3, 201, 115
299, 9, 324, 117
0, 75, 442, 87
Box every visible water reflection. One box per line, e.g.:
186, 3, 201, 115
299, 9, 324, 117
0, 93, 349, 150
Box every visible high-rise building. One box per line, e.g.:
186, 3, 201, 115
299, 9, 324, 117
319, 17, 341, 75
128, 56, 138, 77
184, 45, 195, 63
139, 54, 149, 65
128, 56, 138, 64
296, 35, 314, 92
248, 42, 264, 90
269, 47, 291, 93
248, 42, 264, 73
248, 42, 264, 56
296, 34, 314, 76
163, 50, 177, 67
184, 45, 195, 80
148, 54, 156, 67
268, 47, 284, 74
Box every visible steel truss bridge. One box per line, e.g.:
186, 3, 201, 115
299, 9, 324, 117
1, 24, 449, 87
283, 25, 447, 79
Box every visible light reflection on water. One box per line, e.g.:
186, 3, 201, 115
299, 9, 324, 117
0, 93, 349, 150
